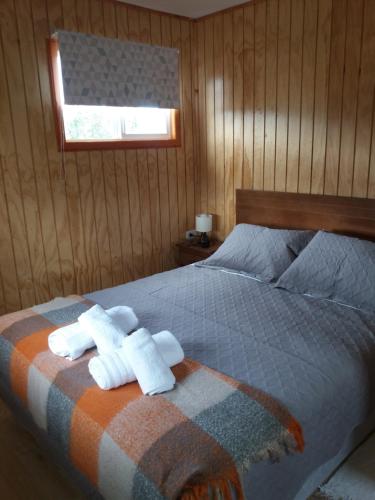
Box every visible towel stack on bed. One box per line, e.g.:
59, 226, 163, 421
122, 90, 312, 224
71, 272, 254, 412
48, 304, 184, 394
1, 295, 304, 499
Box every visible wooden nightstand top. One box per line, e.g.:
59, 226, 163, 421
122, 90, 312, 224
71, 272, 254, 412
175, 239, 222, 259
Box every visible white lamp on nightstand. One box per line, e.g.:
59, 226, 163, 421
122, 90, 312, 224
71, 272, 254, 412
196, 213, 213, 248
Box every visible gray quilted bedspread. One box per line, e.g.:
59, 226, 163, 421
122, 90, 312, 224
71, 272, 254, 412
86, 264, 375, 500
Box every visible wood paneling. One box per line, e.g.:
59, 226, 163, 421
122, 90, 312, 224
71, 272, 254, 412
0, 0, 195, 313
236, 189, 375, 242
1, 0, 375, 312
193, 0, 375, 241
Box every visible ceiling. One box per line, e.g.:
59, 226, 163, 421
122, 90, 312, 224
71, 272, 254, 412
119, 0, 248, 19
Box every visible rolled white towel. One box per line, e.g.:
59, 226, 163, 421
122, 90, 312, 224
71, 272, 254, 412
78, 304, 133, 356
49, 305, 138, 360
88, 331, 184, 390
123, 328, 176, 395
48, 322, 93, 361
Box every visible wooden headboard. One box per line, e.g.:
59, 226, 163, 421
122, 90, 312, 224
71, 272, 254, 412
236, 190, 375, 241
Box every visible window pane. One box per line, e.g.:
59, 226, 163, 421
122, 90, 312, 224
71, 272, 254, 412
123, 107, 169, 135
62, 105, 171, 141
63, 106, 123, 140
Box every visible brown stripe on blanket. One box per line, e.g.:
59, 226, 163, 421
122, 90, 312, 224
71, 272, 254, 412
134, 418, 243, 500
2, 314, 53, 344
53, 359, 97, 402
0, 309, 36, 336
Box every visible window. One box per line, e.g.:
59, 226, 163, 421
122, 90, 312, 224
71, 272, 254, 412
48, 39, 181, 151
63, 106, 173, 141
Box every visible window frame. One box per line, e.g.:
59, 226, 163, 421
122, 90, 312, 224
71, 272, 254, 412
47, 38, 181, 152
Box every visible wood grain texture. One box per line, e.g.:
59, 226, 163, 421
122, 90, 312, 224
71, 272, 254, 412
243, 5, 254, 190
236, 189, 375, 241
0, 397, 85, 499
193, 0, 375, 240
1, 0, 375, 312
0, 0, 195, 313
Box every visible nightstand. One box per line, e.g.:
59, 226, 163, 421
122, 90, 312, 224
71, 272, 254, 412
175, 239, 222, 266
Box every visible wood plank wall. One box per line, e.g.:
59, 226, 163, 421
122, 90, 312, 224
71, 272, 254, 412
1, 0, 375, 313
192, 0, 375, 241
0, 0, 195, 313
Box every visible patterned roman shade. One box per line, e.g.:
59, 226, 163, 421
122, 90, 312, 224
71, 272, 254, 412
55, 30, 180, 109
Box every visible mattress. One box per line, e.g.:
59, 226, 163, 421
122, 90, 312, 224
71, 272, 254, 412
86, 264, 375, 499
1, 263, 375, 499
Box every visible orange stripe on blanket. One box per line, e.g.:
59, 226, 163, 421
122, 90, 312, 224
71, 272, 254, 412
10, 350, 30, 404
287, 418, 305, 453
15, 327, 55, 361
172, 358, 201, 382
70, 382, 143, 483
69, 361, 198, 483
105, 395, 188, 464
182, 465, 244, 500
76, 382, 143, 428
70, 406, 103, 485
9, 327, 55, 404
75, 359, 198, 432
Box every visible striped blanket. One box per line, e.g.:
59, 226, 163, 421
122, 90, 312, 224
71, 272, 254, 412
0, 296, 304, 499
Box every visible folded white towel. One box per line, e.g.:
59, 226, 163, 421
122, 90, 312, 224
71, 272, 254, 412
78, 304, 136, 356
48, 305, 138, 360
48, 322, 93, 361
88, 331, 184, 390
122, 328, 176, 395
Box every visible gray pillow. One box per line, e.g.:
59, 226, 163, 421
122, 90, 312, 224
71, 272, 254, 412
276, 231, 375, 312
197, 223, 314, 283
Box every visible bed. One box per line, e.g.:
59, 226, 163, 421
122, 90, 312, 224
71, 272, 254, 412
1, 190, 375, 499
